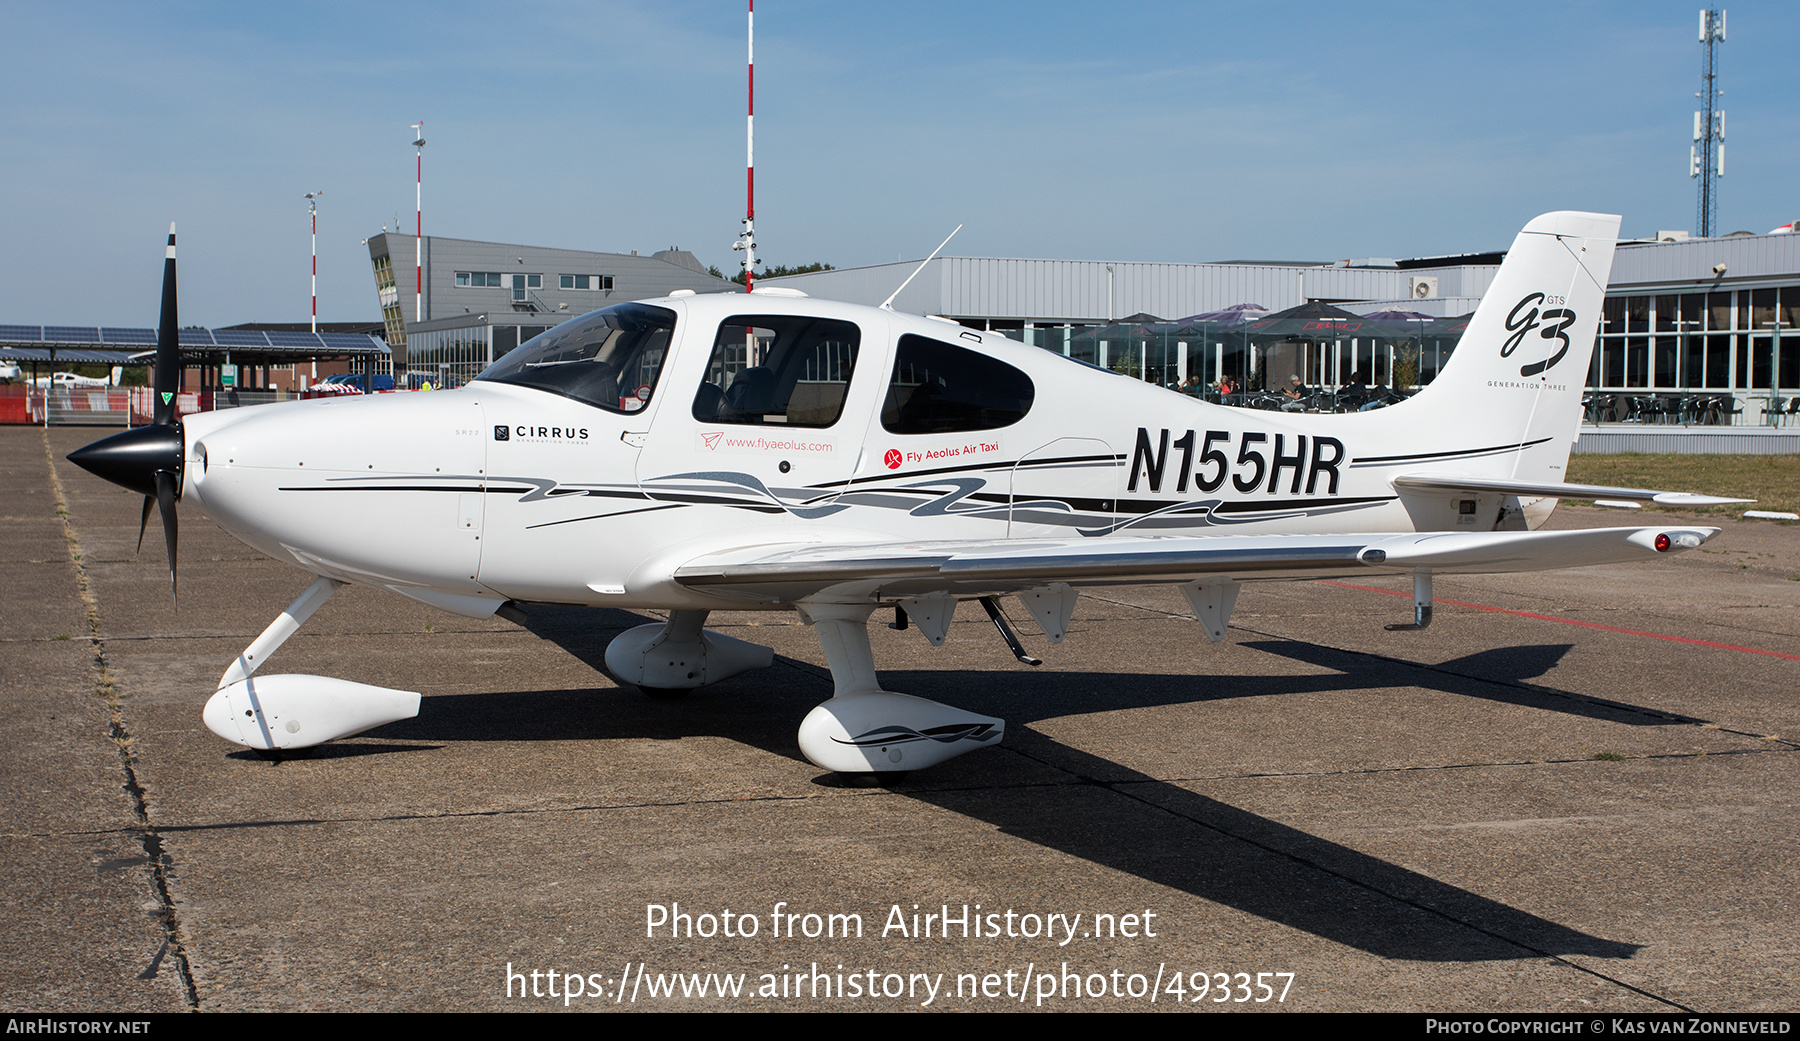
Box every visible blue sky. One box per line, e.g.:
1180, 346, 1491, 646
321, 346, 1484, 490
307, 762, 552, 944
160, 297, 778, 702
2, 2, 1795, 325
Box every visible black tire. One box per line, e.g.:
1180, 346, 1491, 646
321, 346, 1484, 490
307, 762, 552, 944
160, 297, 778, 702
836, 771, 909, 788
253, 746, 316, 762
638, 686, 693, 700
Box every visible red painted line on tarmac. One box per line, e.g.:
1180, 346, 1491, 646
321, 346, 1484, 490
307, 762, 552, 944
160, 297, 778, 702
1322, 581, 1800, 662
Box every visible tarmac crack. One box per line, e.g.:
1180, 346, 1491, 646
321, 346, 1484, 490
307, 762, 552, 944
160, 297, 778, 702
44, 429, 200, 1012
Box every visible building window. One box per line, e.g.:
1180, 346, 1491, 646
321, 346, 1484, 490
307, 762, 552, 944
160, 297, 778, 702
559, 274, 614, 290
456, 272, 504, 287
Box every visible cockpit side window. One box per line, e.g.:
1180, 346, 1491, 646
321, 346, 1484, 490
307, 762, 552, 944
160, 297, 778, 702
881, 334, 1035, 434
475, 302, 675, 413
691, 315, 861, 428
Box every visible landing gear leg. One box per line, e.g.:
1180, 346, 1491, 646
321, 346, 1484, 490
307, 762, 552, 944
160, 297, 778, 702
795, 603, 1003, 774
1384, 572, 1434, 631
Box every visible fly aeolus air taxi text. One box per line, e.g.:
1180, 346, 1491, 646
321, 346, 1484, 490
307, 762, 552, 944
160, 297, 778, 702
70, 213, 1748, 777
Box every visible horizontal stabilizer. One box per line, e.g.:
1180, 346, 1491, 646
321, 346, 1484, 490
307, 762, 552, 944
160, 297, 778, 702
1360, 525, 1717, 573
1393, 473, 1752, 506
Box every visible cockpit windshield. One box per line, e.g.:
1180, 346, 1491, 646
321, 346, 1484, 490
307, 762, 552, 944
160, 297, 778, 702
475, 303, 675, 413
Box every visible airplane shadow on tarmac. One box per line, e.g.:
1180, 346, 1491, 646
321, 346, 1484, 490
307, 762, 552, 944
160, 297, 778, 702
360, 605, 1644, 963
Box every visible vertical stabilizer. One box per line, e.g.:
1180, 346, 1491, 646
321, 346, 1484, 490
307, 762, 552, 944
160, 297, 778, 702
1403, 211, 1619, 483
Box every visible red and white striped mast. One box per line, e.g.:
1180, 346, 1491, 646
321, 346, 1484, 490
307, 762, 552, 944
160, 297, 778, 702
733, 1, 756, 295
304, 191, 323, 333
411, 121, 426, 322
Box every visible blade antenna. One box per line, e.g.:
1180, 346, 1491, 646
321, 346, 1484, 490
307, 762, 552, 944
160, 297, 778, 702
880, 224, 961, 312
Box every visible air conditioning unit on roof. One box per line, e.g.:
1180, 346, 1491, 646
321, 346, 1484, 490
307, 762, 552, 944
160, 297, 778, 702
1408, 276, 1438, 300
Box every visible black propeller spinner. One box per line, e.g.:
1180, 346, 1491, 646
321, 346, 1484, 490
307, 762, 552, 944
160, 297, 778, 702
67, 224, 184, 605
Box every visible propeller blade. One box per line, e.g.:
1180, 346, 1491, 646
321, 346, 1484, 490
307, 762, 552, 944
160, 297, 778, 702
154, 223, 179, 428
66, 225, 186, 608
155, 469, 178, 608
136, 494, 153, 554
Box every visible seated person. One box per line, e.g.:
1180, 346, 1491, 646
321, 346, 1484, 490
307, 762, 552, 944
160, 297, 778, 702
1279, 376, 1307, 411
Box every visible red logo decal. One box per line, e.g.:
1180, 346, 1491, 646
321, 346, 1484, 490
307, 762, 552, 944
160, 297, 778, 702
883, 448, 902, 470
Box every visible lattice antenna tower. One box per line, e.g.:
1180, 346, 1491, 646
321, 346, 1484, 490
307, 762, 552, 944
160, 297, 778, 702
1692, 9, 1726, 238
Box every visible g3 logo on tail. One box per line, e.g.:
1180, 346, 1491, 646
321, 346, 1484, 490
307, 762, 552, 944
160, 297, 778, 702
1501, 293, 1578, 378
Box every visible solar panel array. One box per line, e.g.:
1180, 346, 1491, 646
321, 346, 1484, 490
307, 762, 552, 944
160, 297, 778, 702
0, 325, 386, 355
321, 333, 382, 351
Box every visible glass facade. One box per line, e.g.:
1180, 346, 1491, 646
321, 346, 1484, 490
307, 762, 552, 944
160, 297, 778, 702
1012, 317, 1459, 407
989, 283, 1799, 425
372, 253, 406, 350
1589, 287, 1800, 424
405, 322, 554, 388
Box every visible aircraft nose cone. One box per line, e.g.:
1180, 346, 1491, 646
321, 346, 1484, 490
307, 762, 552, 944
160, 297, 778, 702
67, 424, 183, 498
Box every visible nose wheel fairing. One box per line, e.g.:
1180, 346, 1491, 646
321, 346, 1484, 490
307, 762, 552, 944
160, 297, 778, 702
200, 576, 422, 751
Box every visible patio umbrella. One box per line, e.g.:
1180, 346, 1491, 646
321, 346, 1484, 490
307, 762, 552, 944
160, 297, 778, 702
1242, 300, 1402, 339
1172, 303, 1270, 329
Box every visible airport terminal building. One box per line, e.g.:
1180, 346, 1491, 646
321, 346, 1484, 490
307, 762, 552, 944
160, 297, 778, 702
762, 229, 1800, 425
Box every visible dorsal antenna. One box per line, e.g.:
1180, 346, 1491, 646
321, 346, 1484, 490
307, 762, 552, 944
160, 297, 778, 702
880, 224, 962, 311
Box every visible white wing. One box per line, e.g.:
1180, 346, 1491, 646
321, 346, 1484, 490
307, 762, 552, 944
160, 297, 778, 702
671, 525, 1718, 604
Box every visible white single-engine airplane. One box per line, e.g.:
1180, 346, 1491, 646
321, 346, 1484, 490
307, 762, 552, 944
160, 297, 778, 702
34, 368, 124, 390
71, 213, 1747, 776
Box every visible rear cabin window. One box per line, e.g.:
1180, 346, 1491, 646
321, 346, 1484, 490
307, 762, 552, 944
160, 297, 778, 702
881, 334, 1035, 434
691, 315, 861, 427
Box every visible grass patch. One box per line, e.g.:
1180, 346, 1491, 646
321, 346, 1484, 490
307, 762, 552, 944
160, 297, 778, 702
1565, 454, 1800, 515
